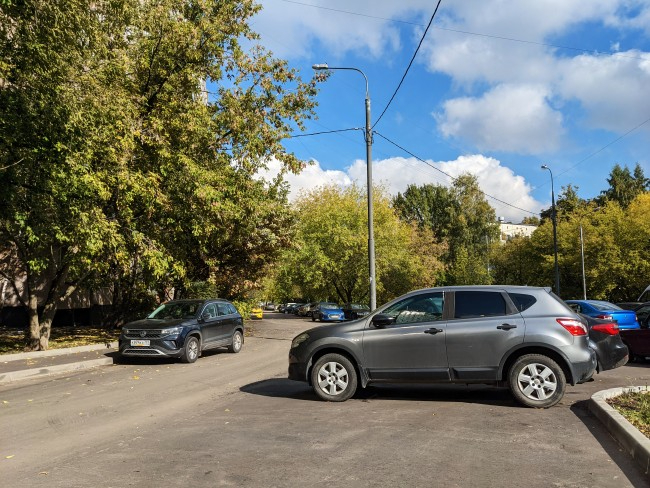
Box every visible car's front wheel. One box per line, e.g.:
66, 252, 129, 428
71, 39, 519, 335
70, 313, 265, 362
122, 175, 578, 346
228, 330, 243, 353
181, 336, 200, 363
508, 354, 566, 408
311, 353, 358, 402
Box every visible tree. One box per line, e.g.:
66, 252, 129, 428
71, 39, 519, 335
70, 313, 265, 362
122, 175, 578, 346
598, 163, 649, 208
0, 0, 318, 348
270, 185, 445, 306
393, 174, 498, 285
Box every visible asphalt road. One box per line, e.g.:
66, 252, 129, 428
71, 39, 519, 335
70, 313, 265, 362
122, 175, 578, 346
2, 313, 649, 487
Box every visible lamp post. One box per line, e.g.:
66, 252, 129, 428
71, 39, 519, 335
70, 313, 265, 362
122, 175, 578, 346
541, 164, 560, 296
312, 63, 376, 310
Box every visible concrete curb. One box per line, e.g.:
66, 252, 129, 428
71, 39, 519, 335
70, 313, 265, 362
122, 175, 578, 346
0, 357, 114, 384
589, 386, 650, 476
0, 341, 118, 362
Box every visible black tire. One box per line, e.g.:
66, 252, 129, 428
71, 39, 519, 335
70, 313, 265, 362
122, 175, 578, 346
228, 330, 243, 353
311, 314, 316, 322
181, 336, 200, 363
508, 354, 566, 408
310, 353, 358, 402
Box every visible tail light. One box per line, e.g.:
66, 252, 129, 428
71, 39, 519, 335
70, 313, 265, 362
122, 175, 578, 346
595, 314, 613, 321
591, 322, 619, 335
557, 318, 588, 336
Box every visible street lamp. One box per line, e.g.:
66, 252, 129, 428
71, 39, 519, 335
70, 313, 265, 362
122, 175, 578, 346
541, 164, 560, 296
313, 63, 376, 310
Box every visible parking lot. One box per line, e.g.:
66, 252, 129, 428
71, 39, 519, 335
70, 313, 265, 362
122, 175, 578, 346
1, 312, 649, 487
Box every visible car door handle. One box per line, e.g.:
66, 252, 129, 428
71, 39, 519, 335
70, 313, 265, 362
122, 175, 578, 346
497, 324, 517, 330
424, 328, 444, 334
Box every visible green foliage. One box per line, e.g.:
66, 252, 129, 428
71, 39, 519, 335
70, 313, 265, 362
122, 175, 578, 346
491, 191, 650, 301
0, 0, 318, 347
268, 184, 444, 306
393, 174, 498, 285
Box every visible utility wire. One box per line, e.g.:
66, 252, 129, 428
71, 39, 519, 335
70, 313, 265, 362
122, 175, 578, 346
279, 0, 647, 61
289, 127, 360, 138
372, 0, 442, 129
374, 131, 540, 216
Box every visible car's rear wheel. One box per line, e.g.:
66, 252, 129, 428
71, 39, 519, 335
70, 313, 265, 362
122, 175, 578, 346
228, 330, 243, 353
181, 336, 200, 363
508, 354, 566, 408
311, 353, 357, 402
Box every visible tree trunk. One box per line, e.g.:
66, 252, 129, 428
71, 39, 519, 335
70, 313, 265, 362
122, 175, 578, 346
26, 293, 43, 350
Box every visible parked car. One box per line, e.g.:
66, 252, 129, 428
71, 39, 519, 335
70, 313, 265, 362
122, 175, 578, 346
580, 314, 628, 372
311, 302, 345, 322
119, 299, 244, 363
617, 285, 650, 310
565, 300, 640, 329
633, 302, 650, 328
264, 303, 277, 311
290, 286, 596, 408
620, 328, 650, 362
283, 303, 300, 314
342, 303, 371, 321
250, 305, 263, 320
287, 303, 304, 315
298, 302, 316, 317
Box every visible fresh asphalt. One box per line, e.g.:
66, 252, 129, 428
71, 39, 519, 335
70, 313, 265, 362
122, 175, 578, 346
0, 314, 650, 487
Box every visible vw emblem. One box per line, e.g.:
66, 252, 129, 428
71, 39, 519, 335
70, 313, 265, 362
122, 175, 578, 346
140, 331, 146, 338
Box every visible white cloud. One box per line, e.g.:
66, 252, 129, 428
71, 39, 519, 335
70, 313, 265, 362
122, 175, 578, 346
257, 154, 541, 222
557, 51, 650, 132
436, 84, 564, 153
253, 0, 433, 59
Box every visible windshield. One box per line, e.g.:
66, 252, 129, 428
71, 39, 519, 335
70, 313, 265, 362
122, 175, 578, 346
148, 301, 202, 320
590, 301, 621, 311
321, 303, 339, 310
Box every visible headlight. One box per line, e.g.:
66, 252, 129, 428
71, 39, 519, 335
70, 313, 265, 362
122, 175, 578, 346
291, 333, 309, 349
161, 326, 183, 336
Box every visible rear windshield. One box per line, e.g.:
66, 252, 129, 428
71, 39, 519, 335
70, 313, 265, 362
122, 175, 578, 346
589, 301, 621, 311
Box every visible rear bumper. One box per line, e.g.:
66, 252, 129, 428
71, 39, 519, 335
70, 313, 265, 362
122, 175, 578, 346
572, 349, 597, 384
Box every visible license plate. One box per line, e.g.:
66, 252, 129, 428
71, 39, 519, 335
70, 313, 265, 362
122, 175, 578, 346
330, 315, 340, 319
130, 340, 150, 347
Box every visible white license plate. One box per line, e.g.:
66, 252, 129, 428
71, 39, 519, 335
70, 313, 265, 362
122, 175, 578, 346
330, 315, 340, 319
130, 340, 150, 347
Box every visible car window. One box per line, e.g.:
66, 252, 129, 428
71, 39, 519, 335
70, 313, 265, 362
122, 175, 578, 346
590, 301, 620, 311
217, 303, 230, 316
382, 292, 444, 325
453, 291, 508, 319
508, 293, 537, 312
202, 303, 217, 319
227, 303, 238, 315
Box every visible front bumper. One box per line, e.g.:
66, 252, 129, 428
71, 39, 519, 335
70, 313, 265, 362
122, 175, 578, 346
119, 338, 184, 358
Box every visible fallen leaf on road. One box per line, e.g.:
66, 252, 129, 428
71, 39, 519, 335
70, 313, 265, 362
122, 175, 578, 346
39, 472, 48, 475
132, 376, 140, 380
6, 455, 14, 459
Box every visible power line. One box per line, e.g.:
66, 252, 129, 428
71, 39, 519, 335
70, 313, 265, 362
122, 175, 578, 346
374, 131, 540, 216
372, 0, 443, 129
278, 0, 647, 61
289, 127, 360, 138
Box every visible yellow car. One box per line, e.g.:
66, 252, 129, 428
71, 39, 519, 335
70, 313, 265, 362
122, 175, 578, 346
250, 306, 263, 320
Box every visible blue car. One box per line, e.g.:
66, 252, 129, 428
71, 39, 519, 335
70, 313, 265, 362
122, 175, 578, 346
566, 300, 640, 330
311, 302, 345, 322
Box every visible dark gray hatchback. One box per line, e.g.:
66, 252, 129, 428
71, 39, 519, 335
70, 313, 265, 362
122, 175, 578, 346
119, 299, 244, 363
288, 286, 597, 408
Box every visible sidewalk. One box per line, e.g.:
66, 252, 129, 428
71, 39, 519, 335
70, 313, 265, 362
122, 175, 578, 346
0, 341, 118, 384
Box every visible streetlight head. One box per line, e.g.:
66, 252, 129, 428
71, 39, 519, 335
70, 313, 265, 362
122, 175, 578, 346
312, 63, 329, 70
541, 164, 549, 170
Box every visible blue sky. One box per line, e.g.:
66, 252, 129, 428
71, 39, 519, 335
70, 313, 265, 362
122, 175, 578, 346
250, 0, 650, 222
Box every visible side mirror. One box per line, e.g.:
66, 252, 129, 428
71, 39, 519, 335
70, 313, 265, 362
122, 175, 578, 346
372, 314, 395, 328
201, 313, 212, 322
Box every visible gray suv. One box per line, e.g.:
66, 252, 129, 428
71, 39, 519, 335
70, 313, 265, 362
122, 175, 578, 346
288, 286, 596, 408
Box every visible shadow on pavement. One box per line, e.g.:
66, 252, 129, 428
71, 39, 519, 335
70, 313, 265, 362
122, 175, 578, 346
570, 399, 648, 486
241, 378, 521, 407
